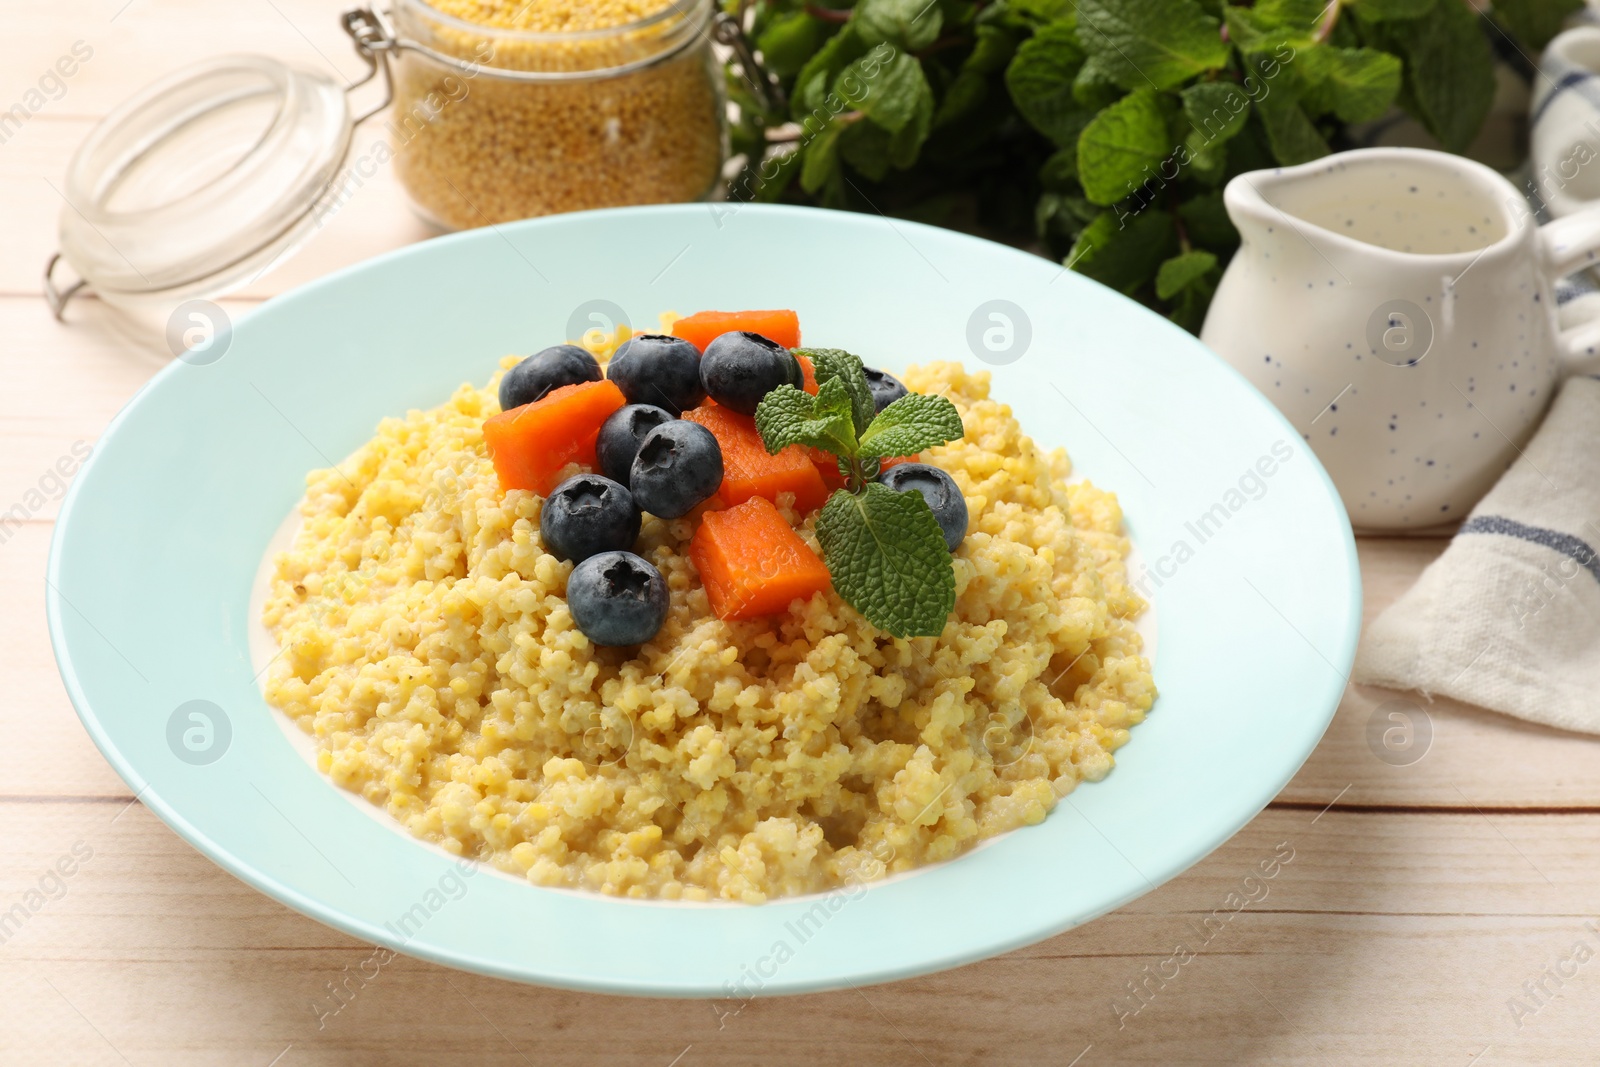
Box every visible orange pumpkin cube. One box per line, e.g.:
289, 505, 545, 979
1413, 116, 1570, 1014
682, 401, 830, 514
482, 379, 626, 496
671, 309, 801, 352
795, 353, 819, 395
689, 496, 832, 620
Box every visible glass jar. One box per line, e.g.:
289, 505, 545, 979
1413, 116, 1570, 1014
46, 3, 752, 338
385, 0, 728, 229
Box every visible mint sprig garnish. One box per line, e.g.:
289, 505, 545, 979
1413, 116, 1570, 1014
754, 351, 964, 638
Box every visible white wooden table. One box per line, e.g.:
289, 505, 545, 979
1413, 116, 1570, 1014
5, 4, 1600, 1063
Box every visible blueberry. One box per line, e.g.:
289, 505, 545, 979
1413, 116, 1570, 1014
863, 366, 908, 413
567, 551, 668, 646
596, 404, 675, 487
540, 474, 641, 563
607, 334, 705, 415
500, 344, 602, 410
629, 421, 723, 518
879, 462, 968, 551
701, 332, 802, 415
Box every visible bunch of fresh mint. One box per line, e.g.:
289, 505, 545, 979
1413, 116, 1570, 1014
726, 0, 1575, 331
755, 350, 964, 637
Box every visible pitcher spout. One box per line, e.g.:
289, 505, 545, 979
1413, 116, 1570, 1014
1221, 151, 1527, 266
1221, 169, 1293, 252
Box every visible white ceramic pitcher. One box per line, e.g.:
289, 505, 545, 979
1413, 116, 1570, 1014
1201, 147, 1600, 531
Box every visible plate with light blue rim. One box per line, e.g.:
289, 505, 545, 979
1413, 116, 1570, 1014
47, 202, 1360, 997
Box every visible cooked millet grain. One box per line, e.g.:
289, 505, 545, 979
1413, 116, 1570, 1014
261, 353, 1155, 902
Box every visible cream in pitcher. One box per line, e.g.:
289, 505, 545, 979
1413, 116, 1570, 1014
1201, 147, 1600, 531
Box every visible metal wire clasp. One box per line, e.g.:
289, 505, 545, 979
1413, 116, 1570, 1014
713, 11, 786, 115
341, 7, 398, 125
44, 252, 87, 322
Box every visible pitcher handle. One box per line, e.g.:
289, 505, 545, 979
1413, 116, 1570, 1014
1539, 209, 1600, 374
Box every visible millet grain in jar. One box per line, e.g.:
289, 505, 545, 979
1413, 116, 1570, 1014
391, 0, 727, 228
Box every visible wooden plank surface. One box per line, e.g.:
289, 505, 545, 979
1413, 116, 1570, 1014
5, 1, 1600, 1064
5, 803, 1600, 1066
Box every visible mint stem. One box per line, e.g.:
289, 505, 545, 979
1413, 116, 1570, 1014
1313, 0, 1342, 43
803, 2, 851, 22
845, 455, 881, 492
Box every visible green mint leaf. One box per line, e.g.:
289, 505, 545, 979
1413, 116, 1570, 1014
1039, 146, 1081, 188
1067, 208, 1177, 294
1224, 110, 1277, 174
1036, 191, 1099, 245
757, 13, 828, 79
1350, 0, 1436, 20
1073, 53, 1125, 109
1185, 143, 1227, 187
1298, 47, 1402, 124
937, 25, 1020, 127
1007, 0, 1076, 21
1043, 107, 1096, 160
888, 85, 935, 167
792, 25, 867, 122
1181, 82, 1250, 149
1492, 0, 1582, 49
1177, 191, 1240, 249
793, 69, 829, 125
838, 47, 931, 135
795, 347, 876, 436
754, 379, 859, 458
816, 483, 956, 638
1261, 0, 1330, 33
1364, 0, 1495, 153
837, 100, 930, 178
965, 22, 1023, 75
800, 119, 846, 194
854, 0, 943, 53
1170, 279, 1214, 333
858, 392, 965, 460
1004, 24, 1092, 146
839, 120, 894, 181
1254, 87, 1330, 165
743, 147, 801, 204
1074, 0, 1228, 91
1223, 0, 1323, 50
1077, 88, 1170, 205
1220, 8, 1271, 50
936, 68, 989, 127
1154, 249, 1218, 299
849, 64, 935, 170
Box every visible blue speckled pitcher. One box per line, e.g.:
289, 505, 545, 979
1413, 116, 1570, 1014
1201, 147, 1600, 531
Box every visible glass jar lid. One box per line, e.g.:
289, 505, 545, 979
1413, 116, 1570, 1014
43, 5, 777, 323
48, 53, 355, 316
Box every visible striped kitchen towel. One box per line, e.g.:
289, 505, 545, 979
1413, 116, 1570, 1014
1353, 376, 1600, 735
1531, 26, 1600, 219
